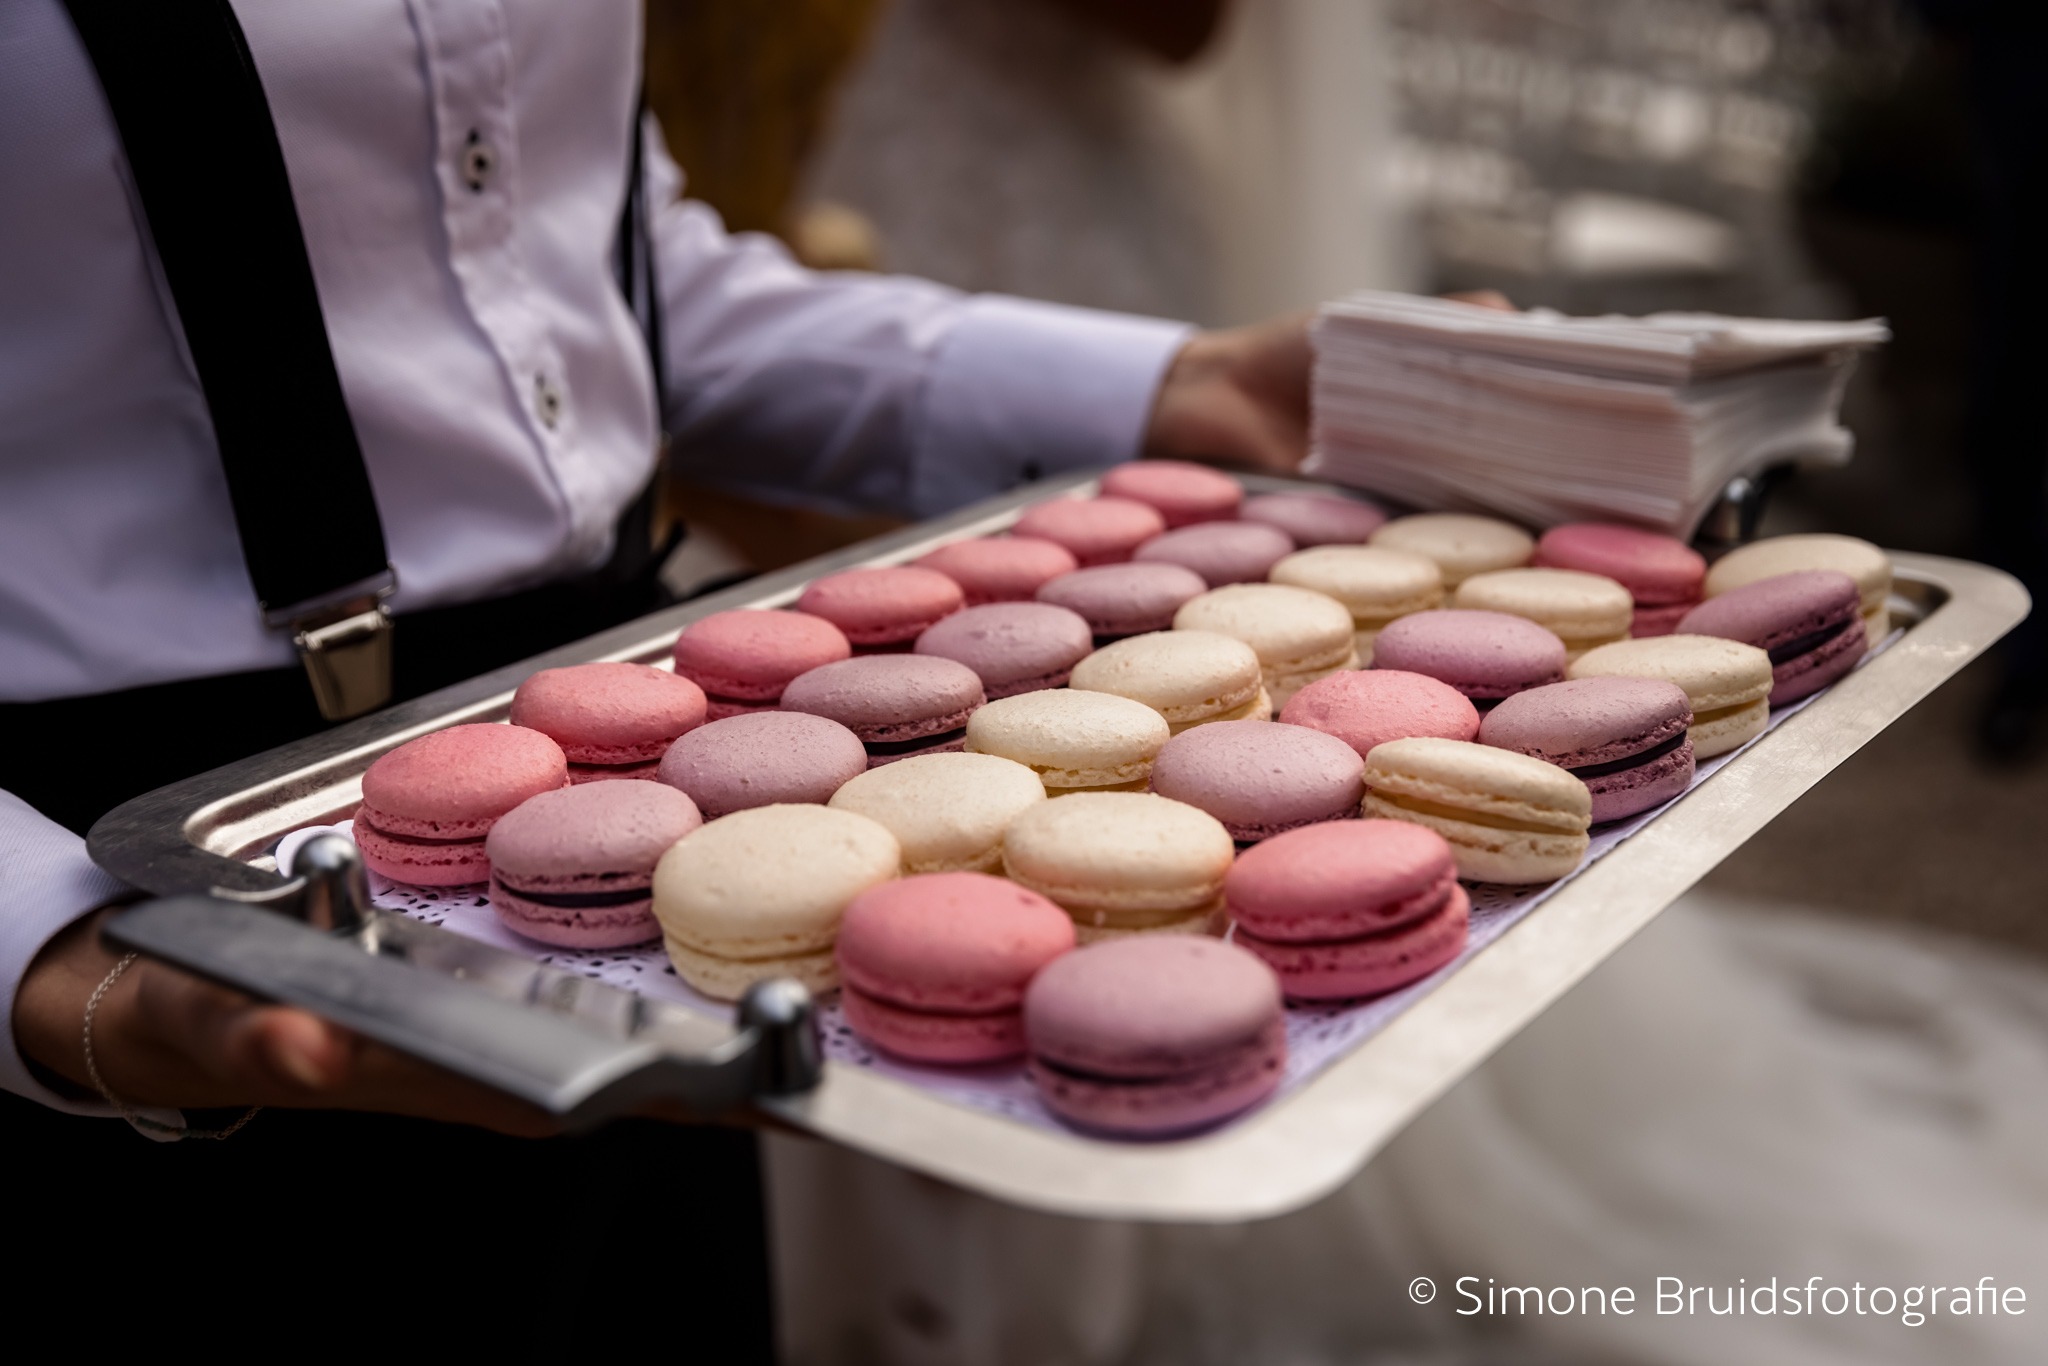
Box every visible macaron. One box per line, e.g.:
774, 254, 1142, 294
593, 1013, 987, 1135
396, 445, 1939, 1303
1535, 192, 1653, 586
1003, 791, 1236, 941
1534, 523, 1705, 637
1371, 609, 1567, 707
828, 751, 1047, 874
1453, 568, 1634, 662
1034, 562, 1209, 641
780, 654, 986, 767
673, 609, 853, 718
353, 724, 568, 886
913, 601, 1094, 699
1099, 460, 1244, 527
1225, 820, 1469, 1001
1011, 496, 1166, 566
796, 566, 966, 649
1172, 583, 1360, 709
508, 661, 708, 781
837, 872, 1076, 1065
485, 780, 703, 949
1704, 533, 1894, 649
1676, 570, 1868, 705
1069, 630, 1270, 732
1240, 491, 1388, 546
1133, 521, 1296, 588
964, 689, 1172, 796
1269, 545, 1444, 663
657, 710, 869, 818
1370, 512, 1535, 587
914, 536, 1079, 605
1362, 736, 1592, 884
1568, 635, 1774, 758
1147, 720, 1365, 842
1279, 669, 1481, 759
1479, 677, 1696, 824
1024, 936, 1286, 1136
652, 804, 899, 999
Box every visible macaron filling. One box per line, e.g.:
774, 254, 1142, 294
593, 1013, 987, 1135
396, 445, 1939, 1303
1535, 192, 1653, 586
857, 721, 971, 760
1565, 729, 1688, 781
1233, 887, 1469, 1001
1028, 1018, 1285, 1135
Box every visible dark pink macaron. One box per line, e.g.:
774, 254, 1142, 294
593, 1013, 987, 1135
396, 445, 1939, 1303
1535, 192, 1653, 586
837, 872, 1077, 1065
1024, 936, 1286, 1136
1239, 492, 1388, 546
508, 661, 708, 781
1479, 676, 1695, 824
1034, 562, 1209, 640
914, 537, 1079, 605
1099, 461, 1244, 527
354, 724, 568, 886
913, 601, 1094, 699
1226, 820, 1469, 1001
780, 654, 986, 766
485, 780, 702, 949
1133, 521, 1295, 587
1675, 570, 1868, 705
657, 710, 870, 818
1535, 524, 1705, 637
1148, 720, 1365, 842
1279, 669, 1481, 760
672, 609, 852, 718
1371, 609, 1567, 706
796, 566, 966, 650
1010, 496, 1167, 566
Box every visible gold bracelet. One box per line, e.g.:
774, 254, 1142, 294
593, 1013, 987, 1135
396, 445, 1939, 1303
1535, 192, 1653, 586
83, 952, 260, 1141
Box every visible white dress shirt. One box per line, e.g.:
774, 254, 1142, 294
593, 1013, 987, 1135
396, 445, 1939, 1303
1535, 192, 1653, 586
0, 0, 1189, 1108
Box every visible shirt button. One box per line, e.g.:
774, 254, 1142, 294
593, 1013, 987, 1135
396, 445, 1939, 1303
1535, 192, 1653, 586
462, 129, 497, 192
533, 373, 564, 430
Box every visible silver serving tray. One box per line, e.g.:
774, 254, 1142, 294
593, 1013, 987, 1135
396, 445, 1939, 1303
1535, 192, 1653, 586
88, 473, 2029, 1220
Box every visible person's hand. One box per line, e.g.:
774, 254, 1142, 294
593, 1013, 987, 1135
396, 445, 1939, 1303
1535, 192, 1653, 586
1144, 311, 1314, 476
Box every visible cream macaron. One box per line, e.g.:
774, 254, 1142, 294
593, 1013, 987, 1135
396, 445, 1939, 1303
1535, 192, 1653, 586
1172, 583, 1360, 710
1569, 634, 1774, 758
1704, 533, 1894, 649
1362, 737, 1591, 884
829, 751, 1047, 874
1003, 791, 1236, 941
1453, 567, 1634, 662
652, 804, 899, 999
1370, 513, 1534, 588
1069, 630, 1270, 733
964, 688, 1171, 796
1269, 545, 1444, 664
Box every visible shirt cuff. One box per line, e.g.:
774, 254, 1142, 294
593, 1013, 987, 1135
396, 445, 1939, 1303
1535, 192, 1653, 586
0, 790, 131, 1114
913, 294, 1193, 518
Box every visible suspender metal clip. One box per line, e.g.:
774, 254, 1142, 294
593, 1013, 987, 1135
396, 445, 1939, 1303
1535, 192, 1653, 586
264, 570, 398, 721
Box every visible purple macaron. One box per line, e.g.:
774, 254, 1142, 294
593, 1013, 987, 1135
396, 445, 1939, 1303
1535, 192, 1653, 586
913, 602, 1095, 699
1371, 609, 1567, 707
1239, 492, 1388, 547
780, 654, 986, 766
1479, 677, 1695, 824
1675, 570, 1868, 705
1133, 522, 1295, 588
1034, 562, 1210, 640
1148, 720, 1366, 842
657, 710, 869, 818
485, 780, 702, 948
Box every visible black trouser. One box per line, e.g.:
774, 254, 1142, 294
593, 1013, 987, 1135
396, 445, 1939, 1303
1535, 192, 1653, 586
0, 572, 776, 1358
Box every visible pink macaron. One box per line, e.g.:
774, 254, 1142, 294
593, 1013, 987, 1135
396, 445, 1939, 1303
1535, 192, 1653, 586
353, 724, 568, 886
485, 780, 702, 949
1034, 562, 1210, 640
837, 872, 1077, 1065
1226, 820, 1470, 1001
915, 537, 1080, 605
1239, 492, 1388, 546
913, 601, 1094, 699
796, 566, 966, 650
1099, 461, 1244, 527
1675, 569, 1868, 705
508, 661, 708, 782
1024, 936, 1287, 1136
1535, 524, 1706, 637
1371, 609, 1567, 706
657, 710, 869, 818
1011, 496, 1167, 566
780, 654, 986, 766
1148, 720, 1365, 842
1479, 677, 1695, 824
1132, 521, 1296, 587
672, 609, 852, 718
1279, 669, 1481, 760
